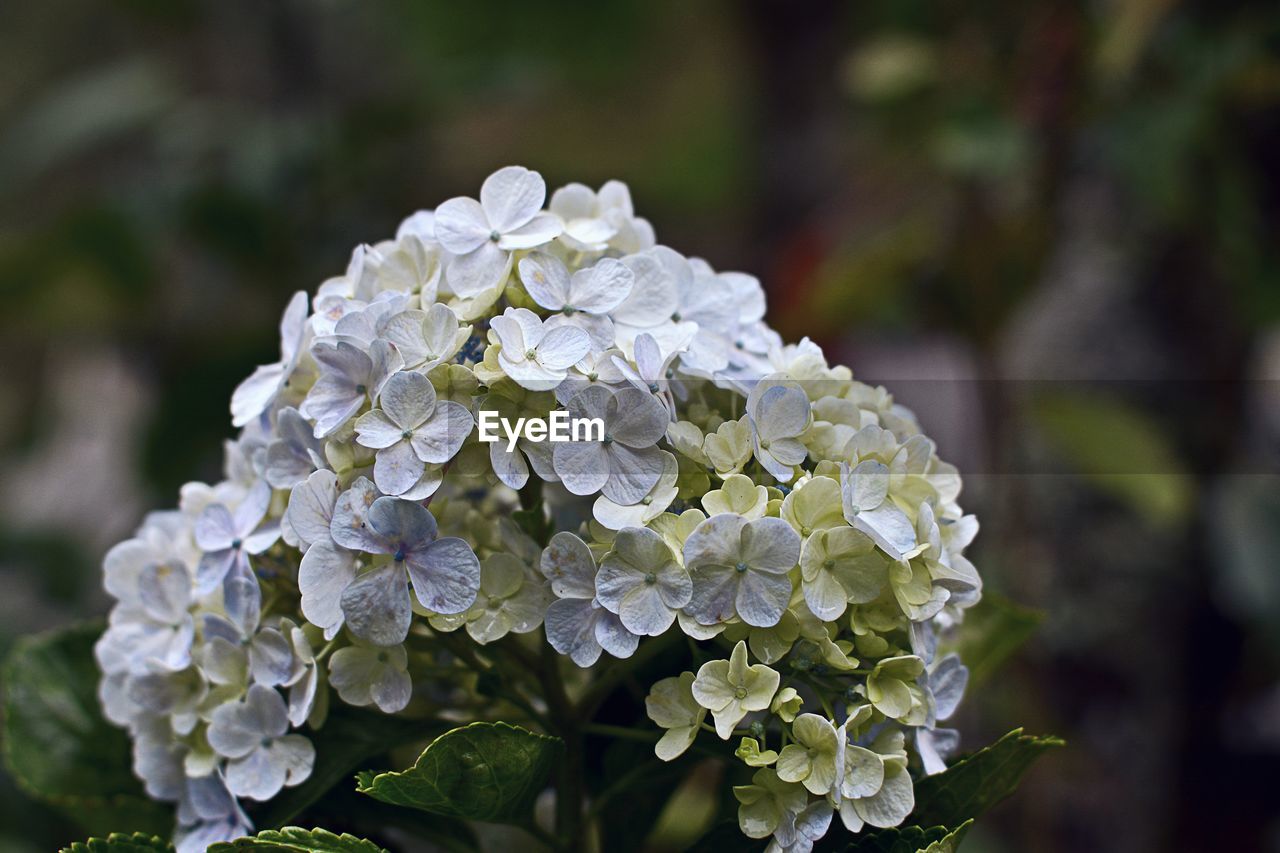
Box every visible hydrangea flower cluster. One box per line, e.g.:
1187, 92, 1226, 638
95, 166, 982, 852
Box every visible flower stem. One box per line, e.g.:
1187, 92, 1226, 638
539, 639, 585, 852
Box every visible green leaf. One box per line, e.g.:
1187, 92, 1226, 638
2, 622, 171, 835
356, 721, 563, 824
248, 705, 446, 830
207, 827, 386, 852
59, 833, 172, 853
843, 820, 972, 853
954, 593, 1042, 686
908, 729, 1063, 829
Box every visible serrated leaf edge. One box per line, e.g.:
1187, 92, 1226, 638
58, 831, 172, 853
208, 826, 388, 852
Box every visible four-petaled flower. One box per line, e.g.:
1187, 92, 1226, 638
194, 481, 280, 595
691, 640, 780, 738
490, 307, 592, 392
330, 493, 480, 646
301, 339, 401, 438
840, 460, 916, 560
539, 531, 638, 667
231, 291, 308, 427
354, 370, 473, 497
835, 729, 916, 832
552, 386, 669, 504
799, 526, 888, 621
328, 642, 412, 714
435, 166, 563, 296
746, 377, 811, 482
206, 684, 315, 801
776, 713, 841, 795
518, 252, 633, 347
683, 514, 801, 628
597, 526, 692, 636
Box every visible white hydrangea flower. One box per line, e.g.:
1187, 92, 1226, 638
556, 345, 628, 405
330, 493, 481, 645
539, 531, 639, 667
835, 729, 915, 832
301, 338, 402, 438
96, 166, 987, 850
174, 774, 252, 853
518, 251, 633, 346
206, 684, 315, 801
591, 450, 679, 530
733, 768, 808, 841
378, 303, 470, 372
596, 526, 692, 636
611, 247, 682, 332
284, 624, 322, 727
691, 641, 780, 738
839, 460, 917, 560
702, 474, 769, 520
431, 553, 551, 644
747, 377, 811, 482
263, 407, 325, 489
490, 307, 592, 391
552, 386, 668, 504
371, 232, 444, 304
683, 514, 801, 628
288, 471, 354, 639
435, 166, 563, 296
549, 179, 654, 252
612, 331, 684, 418
916, 653, 968, 775
799, 527, 887, 621
775, 713, 840, 795
97, 560, 195, 675
194, 481, 279, 594
329, 643, 412, 714
354, 370, 473, 496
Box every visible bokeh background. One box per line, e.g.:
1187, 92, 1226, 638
2, 1, 1279, 850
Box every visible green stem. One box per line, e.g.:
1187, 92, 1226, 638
540, 640, 585, 852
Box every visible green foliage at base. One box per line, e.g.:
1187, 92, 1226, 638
908, 729, 1064, 829
355, 721, 563, 824
249, 707, 445, 830
2, 622, 171, 836
846, 820, 972, 853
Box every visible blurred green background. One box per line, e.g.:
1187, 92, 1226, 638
1, 0, 1279, 850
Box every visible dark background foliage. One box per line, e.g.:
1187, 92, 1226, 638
1, 1, 1278, 850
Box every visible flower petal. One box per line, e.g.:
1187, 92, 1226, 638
434, 196, 490, 255
340, 565, 412, 646
406, 537, 481, 615
480, 166, 546, 233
